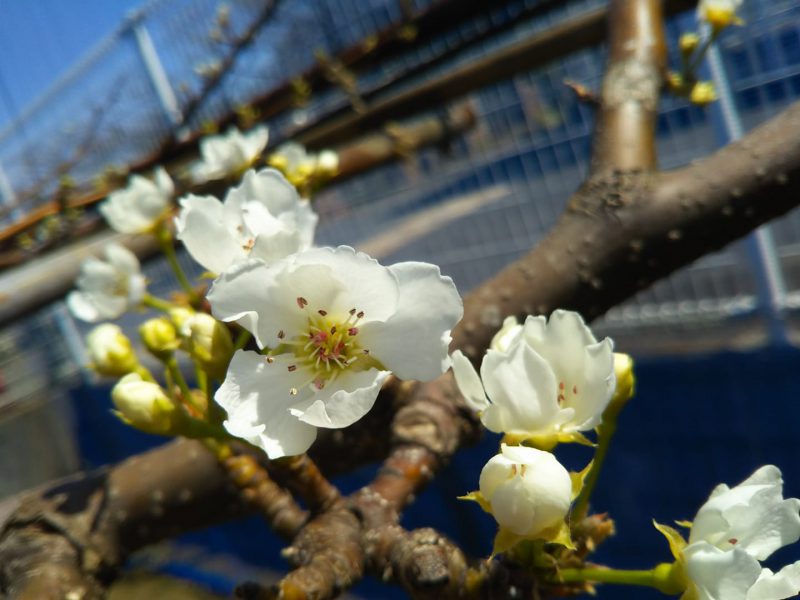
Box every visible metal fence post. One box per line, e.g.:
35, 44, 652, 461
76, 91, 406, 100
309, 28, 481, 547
128, 12, 183, 128
707, 42, 789, 345
0, 161, 22, 223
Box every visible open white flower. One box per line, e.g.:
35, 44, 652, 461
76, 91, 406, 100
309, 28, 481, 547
697, 0, 743, 29
175, 168, 316, 274
208, 245, 463, 458
451, 310, 615, 447
191, 125, 269, 183
657, 465, 800, 600
67, 244, 146, 322
99, 167, 174, 234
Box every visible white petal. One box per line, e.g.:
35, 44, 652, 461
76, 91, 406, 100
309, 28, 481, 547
154, 166, 174, 197
451, 350, 489, 413
359, 261, 462, 381
490, 474, 538, 536
566, 338, 616, 430
480, 345, 560, 435
479, 454, 515, 499
292, 246, 400, 321
748, 563, 800, 600
104, 244, 140, 275
176, 194, 241, 274
684, 542, 762, 600
215, 351, 317, 458
236, 168, 301, 216
294, 368, 389, 428
208, 257, 343, 349
67, 291, 102, 322
690, 466, 800, 560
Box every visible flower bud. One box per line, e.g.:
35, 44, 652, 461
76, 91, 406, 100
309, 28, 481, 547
613, 352, 635, 404
139, 317, 180, 360
490, 316, 522, 352
479, 444, 572, 538
168, 307, 195, 331
690, 81, 717, 106
86, 324, 139, 377
679, 32, 700, 55
111, 373, 177, 435
182, 313, 234, 380
317, 150, 339, 177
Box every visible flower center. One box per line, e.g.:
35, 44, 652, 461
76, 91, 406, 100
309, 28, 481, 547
277, 299, 375, 392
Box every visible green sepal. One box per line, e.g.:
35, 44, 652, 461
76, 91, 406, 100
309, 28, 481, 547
653, 520, 687, 561
458, 491, 492, 514
570, 459, 594, 501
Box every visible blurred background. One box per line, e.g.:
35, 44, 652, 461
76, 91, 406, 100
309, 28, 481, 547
1, 0, 800, 597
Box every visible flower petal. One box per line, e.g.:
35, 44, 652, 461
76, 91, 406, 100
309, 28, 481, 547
360, 261, 462, 381
747, 563, 800, 600
215, 350, 317, 458
684, 542, 761, 600
480, 345, 560, 435
175, 194, 242, 274
490, 474, 538, 536
451, 350, 489, 413
690, 465, 800, 560
294, 368, 390, 428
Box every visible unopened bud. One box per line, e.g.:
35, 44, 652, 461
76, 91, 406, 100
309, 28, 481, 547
140, 317, 180, 360
111, 373, 177, 435
317, 150, 339, 177
182, 313, 234, 380
86, 324, 138, 377
690, 81, 717, 105
612, 353, 635, 405
679, 33, 700, 55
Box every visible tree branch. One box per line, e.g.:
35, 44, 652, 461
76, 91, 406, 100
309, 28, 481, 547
591, 0, 666, 173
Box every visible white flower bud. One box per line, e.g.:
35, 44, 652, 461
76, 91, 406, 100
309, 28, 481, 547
86, 324, 138, 377
479, 444, 572, 537
111, 373, 177, 435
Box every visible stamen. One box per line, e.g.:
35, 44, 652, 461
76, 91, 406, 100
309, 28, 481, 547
288, 365, 297, 372
348, 327, 359, 336
511, 464, 518, 476
265, 356, 275, 364
349, 308, 356, 315
318, 309, 327, 316
277, 330, 285, 339
357, 311, 364, 319
330, 326, 337, 334
573, 385, 578, 394
296, 297, 308, 309
289, 387, 298, 396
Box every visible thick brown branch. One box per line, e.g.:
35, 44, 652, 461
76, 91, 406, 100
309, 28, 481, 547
591, 0, 666, 173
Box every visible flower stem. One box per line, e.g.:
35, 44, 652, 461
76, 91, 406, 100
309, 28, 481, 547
558, 566, 659, 588
134, 365, 156, 382
141, 293, 174, 313
572, 358, 635, 522
686, 30, 719, 77
154, 223, 199, 304
557, 563, 684, 595
165, 356, 203, 416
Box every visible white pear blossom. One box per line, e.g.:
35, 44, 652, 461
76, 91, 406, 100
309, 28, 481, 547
67, 244, 146, 322
111, 373, 177, 435
697, 0, 743, 29
86, 323, 138, 376
175, 168, 317, 274
99, 167, 174, 234
191, 125, 269, 182
451, 310, 615, 446
658, 465, 800, 600
208, 245, 463, 458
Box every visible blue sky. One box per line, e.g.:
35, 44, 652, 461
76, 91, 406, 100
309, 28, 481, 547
0, 0, 142, 128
